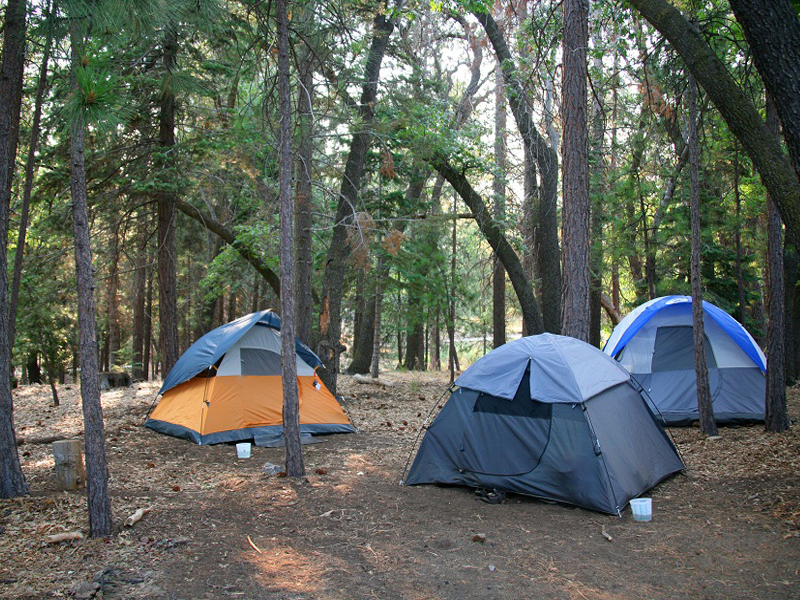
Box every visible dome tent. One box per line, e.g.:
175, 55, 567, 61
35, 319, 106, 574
603, 296, 766, 425
403, 334, 684, 515
146, 310, 354, 445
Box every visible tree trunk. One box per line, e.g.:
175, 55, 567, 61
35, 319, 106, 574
176, 199, 281, 296
729, 0, 800, 185
0, 0, 29, 499
157, 23, 180, 377
69, 20, 112, 536
294, 39, 315, 344
277, 0, 304, 476
143, 264, 153, 380
351, 269, 367, 363
348, 292, 376, 374
251, 276, 261, 313
131, 211, 147, 381
589, 71, 605, 347
40, 334, 59, 407
370, 247, 384, 379
449, 200, 458, 383
319, 13, 395, 397
733, 144, 748, 325
404, 296, 425, 370
687, 72, 717, 437
431, 155, 544, 334
784, 241, 800, 384
9, 0, 53, 358
627, 0, 800, 243
474, 10, 562, 332
105, 224, 121, 368
492, 69, 507, 349
561, 0, 591, 341
765, 92, 789, 432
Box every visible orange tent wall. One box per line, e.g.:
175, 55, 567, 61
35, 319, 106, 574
150, 375, 350, 436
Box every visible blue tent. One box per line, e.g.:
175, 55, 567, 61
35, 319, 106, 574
604, 296, 766, 425
404, 334, 684, 515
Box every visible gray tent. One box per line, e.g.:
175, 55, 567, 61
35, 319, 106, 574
404, 334, 684, 515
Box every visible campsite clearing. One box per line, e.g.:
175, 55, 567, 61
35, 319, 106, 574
2, 373, 799, 599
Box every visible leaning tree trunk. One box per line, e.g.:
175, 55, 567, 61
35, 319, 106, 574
764, 92, 789, 432
0, 0, 29, 499
277, 0, 304, 476
319, 13, 395, 396
430, 155, 544, 334
687, 72, 717, 438
69, 21, 112, 536
474, 10, 562, 333
729, 0, 800, 192
560, 0, 591, 342
157, 23, 180, 377
627, 0, 800, 243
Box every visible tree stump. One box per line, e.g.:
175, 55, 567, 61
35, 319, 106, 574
52, 440, 86, 490
99, 371, 131, 390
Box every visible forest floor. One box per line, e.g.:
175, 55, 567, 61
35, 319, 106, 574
1, 372, 799, 599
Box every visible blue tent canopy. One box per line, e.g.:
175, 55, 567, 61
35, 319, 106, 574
158, 310, 322, 395
603, 296, 766, 373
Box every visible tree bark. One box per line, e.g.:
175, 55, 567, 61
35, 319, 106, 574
175, 198, 281, 296
474, 10, 562, 332
370, 246, 384, 379
157, 23, 180, 377
733, 144, 747, 325
294, 39, 315, 344
430, 155, 544, 334
9, 0, 53, 358
729, 0, 800, 185
687, 72, 717, 437
0, 0, 29, 499
627, 0, 800, 243
492, 68, 507, 348
277, 0, 304, 476
319, 12, 395, 396
131, 215, 147, 381
561, 0, 591, 341
105, 223, 121, 368
784, 241, 800, 384
69, 21, 113, 536
765, 92, 789, 432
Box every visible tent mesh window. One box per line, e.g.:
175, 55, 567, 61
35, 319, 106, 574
240, 348, 282, 376
651, 326, 717, 372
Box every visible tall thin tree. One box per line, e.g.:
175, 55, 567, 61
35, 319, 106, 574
765, 92, 789, 432
157, 23, 180, 377
492, 68, 507, 349
277, 0, 305, 476
68, 14, 113, 536
561, 0, 591, 341
687, 71, 717, 437
0, 0, 29, 499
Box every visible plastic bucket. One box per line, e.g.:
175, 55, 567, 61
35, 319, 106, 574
630, 497, 652, 522
236, 442, 252, 459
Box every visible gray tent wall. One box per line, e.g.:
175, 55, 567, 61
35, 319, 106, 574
405, 380, 681, 514
404, 335, 684, 515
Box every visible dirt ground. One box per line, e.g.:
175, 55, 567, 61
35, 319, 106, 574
2, 372, 799, 599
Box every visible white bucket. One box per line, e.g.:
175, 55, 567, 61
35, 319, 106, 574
236, 442, 252, 459
630, 497, 652, 522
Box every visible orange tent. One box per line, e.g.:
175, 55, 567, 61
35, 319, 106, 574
146, 311, 354, 444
